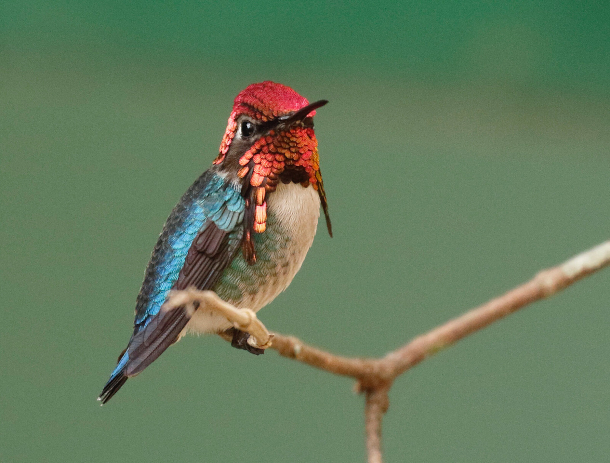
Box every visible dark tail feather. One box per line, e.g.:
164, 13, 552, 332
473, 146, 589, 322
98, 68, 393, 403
98, 305, 192, 404
98, 372, 128, 405
124, 305, 190, 376
98, 349, 131, 404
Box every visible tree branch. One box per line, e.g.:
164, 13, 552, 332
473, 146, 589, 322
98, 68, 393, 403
365, 387, 390, 463
165, 240, 610, 463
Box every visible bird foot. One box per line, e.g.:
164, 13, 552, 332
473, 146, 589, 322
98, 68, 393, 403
227, 328, 265, 355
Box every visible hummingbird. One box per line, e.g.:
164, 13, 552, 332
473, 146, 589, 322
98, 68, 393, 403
98, 81, 331, 404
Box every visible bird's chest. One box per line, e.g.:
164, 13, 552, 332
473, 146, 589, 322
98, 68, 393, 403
188, 182, 320, 333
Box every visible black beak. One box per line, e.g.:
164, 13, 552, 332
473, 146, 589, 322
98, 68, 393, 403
282, 99, 328, 125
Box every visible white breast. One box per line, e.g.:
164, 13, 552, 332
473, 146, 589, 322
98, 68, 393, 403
268, 181, 321, 268
237, 181, 321, 311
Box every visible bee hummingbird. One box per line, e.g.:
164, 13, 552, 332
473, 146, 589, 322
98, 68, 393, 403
98, 81, 331, 404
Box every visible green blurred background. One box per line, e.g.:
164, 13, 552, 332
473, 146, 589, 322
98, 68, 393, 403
1, 1, 609, 461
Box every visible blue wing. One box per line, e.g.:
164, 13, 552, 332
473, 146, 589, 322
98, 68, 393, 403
99, 170, 244, 404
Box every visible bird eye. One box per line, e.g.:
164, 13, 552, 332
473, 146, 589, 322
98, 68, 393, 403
240, 120, 255, 138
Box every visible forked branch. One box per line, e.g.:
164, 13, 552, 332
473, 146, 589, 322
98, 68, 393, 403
165, 240, 610, 463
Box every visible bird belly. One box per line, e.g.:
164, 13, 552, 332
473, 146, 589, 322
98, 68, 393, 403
187, 182, 321, 334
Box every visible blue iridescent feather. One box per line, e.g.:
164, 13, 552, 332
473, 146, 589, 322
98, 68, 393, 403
102, 171, 245, 396
134, 171, 244, 331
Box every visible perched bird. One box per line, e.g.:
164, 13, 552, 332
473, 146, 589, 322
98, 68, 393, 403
98, 82, 331, 404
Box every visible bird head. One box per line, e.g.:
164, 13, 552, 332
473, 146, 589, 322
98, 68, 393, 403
213, 81, 331, 241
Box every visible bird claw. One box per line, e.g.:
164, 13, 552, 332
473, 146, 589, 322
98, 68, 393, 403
228, 328, 266, 355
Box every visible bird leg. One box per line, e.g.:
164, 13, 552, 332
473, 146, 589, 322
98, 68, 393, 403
164, 288, 274, 351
